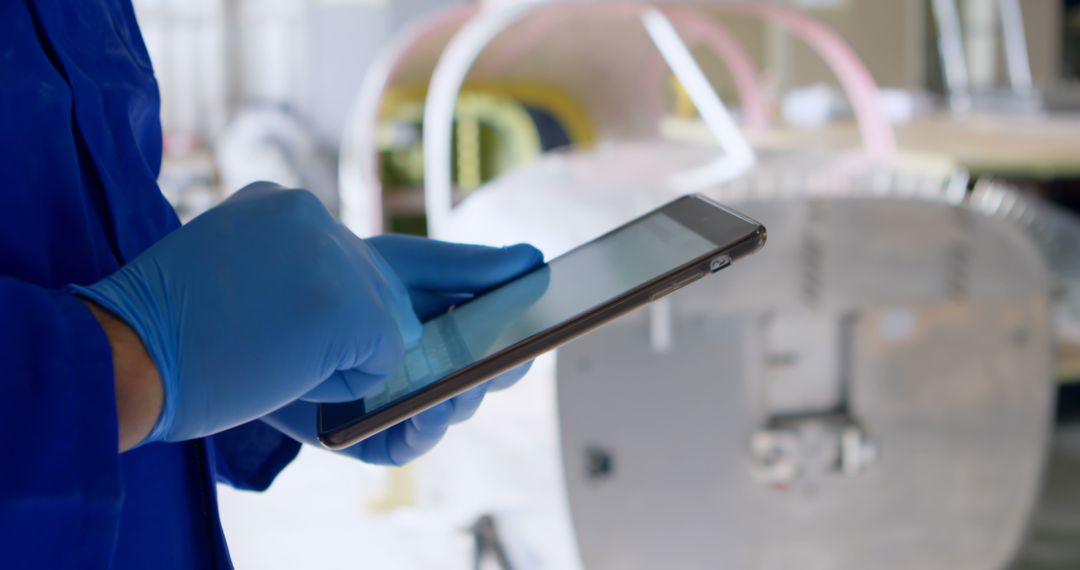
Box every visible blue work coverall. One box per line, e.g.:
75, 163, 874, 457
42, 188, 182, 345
0, 1, 302, 567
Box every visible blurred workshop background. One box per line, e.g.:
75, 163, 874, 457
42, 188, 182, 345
129, 0, 1080, 568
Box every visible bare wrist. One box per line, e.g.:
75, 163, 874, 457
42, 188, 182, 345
80, 299, 164, 451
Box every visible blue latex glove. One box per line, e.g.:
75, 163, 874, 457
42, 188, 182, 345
263, 234, 544, 466
72, 182, 424, 443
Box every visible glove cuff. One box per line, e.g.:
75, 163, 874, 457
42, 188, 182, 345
68, 269, 178, 444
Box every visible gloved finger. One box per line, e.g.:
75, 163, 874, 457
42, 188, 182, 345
301, 319, 403, 403
264, 401, 443, 468
267, 398, 464, 467
360, 233, 422, 346
397, 401, 454, 458
368, 234, 543, 293
408, 290, 470, 322
262, 400, 319, 447
301, 368, 388, 403
486, 360, 533, 392
342, 429, 394, 464
446, 383, 488, 424
354, 401, 454, 466
310, 359, 529, 412
224, 181, 285, 202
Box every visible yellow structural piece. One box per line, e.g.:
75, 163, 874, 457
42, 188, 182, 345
670, 75, 698, 119
380, 82, 596, 149
453, 92, 542, 190
366, 464, 418, 513
376, 84, 596, 194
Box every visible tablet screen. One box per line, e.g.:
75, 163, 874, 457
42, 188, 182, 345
321, 210, 717, 428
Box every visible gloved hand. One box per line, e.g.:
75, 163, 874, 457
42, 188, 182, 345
264, 234, 544, 466
72, 182, 424, 443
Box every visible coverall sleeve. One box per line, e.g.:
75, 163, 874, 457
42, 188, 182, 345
0, 277, 123, 569
210, 421, 301, 492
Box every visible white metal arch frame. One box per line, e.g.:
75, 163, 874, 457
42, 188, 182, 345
421, 0, 754, 238
338, 5, 478, 237
421, 0, 898, 238
337, 1, 793, 237
641, 7, 768, 138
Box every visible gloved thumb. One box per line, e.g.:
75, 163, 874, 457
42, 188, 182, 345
368, 234, 544, 293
